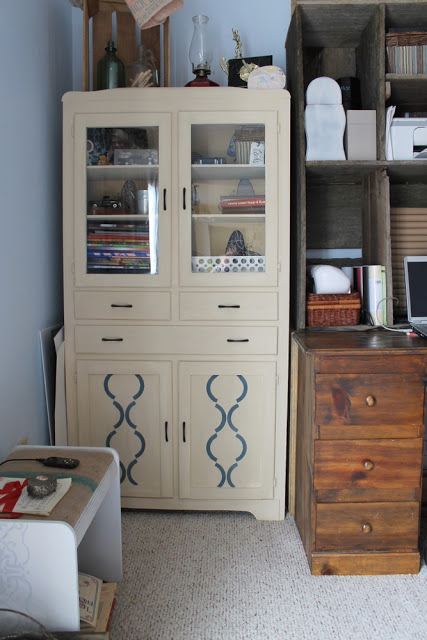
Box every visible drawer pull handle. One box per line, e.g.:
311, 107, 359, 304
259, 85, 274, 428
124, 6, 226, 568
363, 459, 374, 471
101, 337, 124, 342
163, 188, 167, 211
362, 523, 372, 534
218, 305, 241, 309
366, 395, 376, 407
183, 187, 186, 210
182, 422, 186, 443
165, 421, 168, 443
227, 338, 249, 343
111, 304, 133, 308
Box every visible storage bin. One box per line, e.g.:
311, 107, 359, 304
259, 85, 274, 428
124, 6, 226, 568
307, 292, 361, 326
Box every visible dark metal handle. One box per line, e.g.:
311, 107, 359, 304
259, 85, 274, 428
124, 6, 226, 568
163, 188, 167, 211
218, 305, 241, 309
183, 187, 186, 210
111, 304, 133, 308
227, 338, 249, 343
182, 422, 186, 443
101, 337, 124, 342
165, 421, 168, 443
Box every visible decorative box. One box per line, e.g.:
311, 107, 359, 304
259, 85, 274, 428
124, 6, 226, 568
307, 292, 361, 327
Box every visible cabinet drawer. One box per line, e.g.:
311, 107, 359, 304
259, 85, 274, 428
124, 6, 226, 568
75, 325, 277, 355
315, 373, 424, 439
316, 502, 419, 551
314, 439, 423, 490
179, 292, 278, 321
74, 291, 171, 321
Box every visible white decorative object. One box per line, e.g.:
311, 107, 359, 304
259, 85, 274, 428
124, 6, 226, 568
305, 77, 346, 161
310, 264, 351, 294
247, 66, 286, 90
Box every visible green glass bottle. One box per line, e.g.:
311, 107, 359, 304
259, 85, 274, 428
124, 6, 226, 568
97, 41, 125, 90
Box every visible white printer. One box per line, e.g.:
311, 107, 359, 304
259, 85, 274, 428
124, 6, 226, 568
390, 117, 427, 160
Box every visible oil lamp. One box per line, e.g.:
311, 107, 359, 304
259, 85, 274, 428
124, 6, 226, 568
185, 15, 219, 87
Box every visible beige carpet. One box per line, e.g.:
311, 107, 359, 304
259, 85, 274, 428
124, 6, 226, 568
110, 510, 427, 640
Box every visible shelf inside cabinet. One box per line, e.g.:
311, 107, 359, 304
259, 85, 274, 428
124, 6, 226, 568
192, 213, 265, 223
87, 165, 159, 181
191, 164, 265, 181
87, 214, 149, 221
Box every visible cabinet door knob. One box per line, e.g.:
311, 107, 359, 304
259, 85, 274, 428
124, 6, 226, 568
363, 459, 374, 471
362, 523, 372, 534
366, 395, 376, 407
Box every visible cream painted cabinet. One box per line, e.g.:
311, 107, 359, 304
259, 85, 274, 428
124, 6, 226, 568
75, 359, 173, 498
62, 88, 290, 520
178, 362, 277, 501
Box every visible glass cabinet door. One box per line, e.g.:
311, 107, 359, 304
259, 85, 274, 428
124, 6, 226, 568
178, 111, 279, 287
73, 113, 171, 287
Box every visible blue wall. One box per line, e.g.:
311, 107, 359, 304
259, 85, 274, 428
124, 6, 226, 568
0, 0, 73, 460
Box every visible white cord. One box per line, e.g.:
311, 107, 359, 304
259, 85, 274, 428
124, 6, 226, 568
375, 296, 413, 333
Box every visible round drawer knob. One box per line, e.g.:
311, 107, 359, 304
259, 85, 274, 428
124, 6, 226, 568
363, 459, 375, 471
362, 523, 372, 534
366, 395, 376, 407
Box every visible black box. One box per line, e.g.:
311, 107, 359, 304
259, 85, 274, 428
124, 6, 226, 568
227, 56, 273, 87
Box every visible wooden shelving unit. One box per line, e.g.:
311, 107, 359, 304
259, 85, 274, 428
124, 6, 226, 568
286, 0, 427, 330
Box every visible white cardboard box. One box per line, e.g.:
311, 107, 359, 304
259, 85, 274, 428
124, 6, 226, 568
345, 110, 376, 160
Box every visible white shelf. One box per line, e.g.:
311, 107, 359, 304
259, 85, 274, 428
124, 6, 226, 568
87, 214, 149, 221
192, 213, 265, 223
87, 164, 159, 181
191, 164, 265, 180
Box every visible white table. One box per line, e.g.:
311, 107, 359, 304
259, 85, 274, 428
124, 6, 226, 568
0, 445, 122, 632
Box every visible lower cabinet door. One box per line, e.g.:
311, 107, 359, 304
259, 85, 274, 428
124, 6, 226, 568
76, 360, 173, 498
178, 361, 277, 500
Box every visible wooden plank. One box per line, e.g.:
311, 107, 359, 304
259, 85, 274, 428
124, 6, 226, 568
311, 551, 420, 575
287, 334, 299, 515
116, 10, 137, 69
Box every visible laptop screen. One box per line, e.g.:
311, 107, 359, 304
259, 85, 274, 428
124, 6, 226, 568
404, 257, 427, 321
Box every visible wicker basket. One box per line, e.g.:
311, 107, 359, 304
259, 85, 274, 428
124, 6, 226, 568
307, 292, 361, 327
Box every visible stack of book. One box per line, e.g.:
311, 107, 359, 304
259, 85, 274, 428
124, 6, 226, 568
353, 265, 387, 326
219, 195, 265, 214
79, 572, 117, 634
386, 30, 427, 74
87, 220, 151, 273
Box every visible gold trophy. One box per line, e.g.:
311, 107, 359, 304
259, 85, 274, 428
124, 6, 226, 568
220, 29, 260, 85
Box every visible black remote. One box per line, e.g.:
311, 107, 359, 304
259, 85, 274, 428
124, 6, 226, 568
38, 456, 80, 469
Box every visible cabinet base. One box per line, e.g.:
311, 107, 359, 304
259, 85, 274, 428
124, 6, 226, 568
120, 497, 284, 521
310, 552, 421, 576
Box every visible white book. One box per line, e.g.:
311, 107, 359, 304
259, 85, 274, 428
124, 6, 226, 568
362, 265, 385, 325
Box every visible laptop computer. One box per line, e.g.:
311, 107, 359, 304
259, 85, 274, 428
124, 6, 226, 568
404, 256, 427, 338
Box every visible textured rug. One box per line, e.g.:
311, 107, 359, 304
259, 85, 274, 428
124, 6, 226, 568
110, 510, 427, 640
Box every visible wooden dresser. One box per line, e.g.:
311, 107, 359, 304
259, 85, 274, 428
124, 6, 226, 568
291, 330, 427, 575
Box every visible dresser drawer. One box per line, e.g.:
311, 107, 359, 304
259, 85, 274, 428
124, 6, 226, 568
179, 292, 278, 321
75, 325, 277, 355
74, 291, 171, 321
316, 502, 419, 551
314, 439, 423, 490
315, 373, 424, 439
